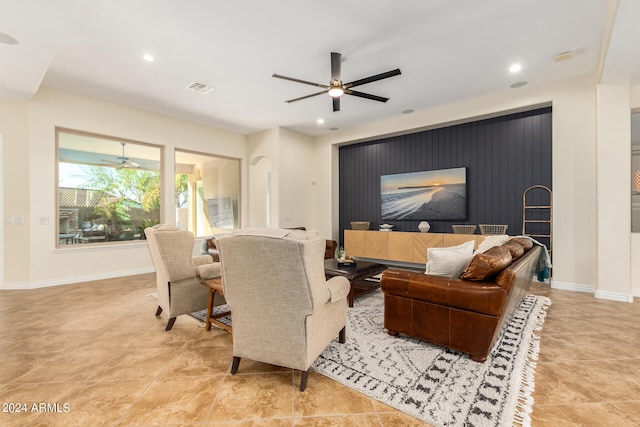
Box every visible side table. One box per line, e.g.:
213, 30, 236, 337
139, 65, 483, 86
200, 277, 232, 341
324, 259, 387, 307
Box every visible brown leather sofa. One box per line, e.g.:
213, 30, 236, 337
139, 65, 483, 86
381, 237, 541, 362
202, 229, 337, 261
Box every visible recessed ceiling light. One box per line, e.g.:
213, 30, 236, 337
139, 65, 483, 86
143, 54, 155, 62
510, 81, 528, 88
509, 63, 522, 73
402, 109, 414, 114
317, 118, 325, 124
0, 31, 18, 45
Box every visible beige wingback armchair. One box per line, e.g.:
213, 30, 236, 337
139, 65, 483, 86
215, 228, 350, 391
145, 225, 224, 330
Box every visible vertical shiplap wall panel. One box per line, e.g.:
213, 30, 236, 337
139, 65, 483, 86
338, 107, 552, 242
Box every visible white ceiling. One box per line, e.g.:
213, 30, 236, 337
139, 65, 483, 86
1, 0, 639, 137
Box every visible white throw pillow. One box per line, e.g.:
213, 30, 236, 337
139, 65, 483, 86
425, 240, 475, 277
474, 234, 510, 254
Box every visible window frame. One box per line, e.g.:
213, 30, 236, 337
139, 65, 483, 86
55, 127, 164, 248
174, 148, 241, 238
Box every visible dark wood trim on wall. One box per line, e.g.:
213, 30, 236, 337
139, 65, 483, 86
338, 107, 552, 244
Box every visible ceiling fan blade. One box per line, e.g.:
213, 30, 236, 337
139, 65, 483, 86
344, 69, 402, 89
331, 52, 341, 81
333, 97, 340, 112
345, 90, 389, 103
272, 74, 328, 89
285, 90, 328, 103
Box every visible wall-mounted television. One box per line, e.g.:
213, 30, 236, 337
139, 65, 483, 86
381, 167, 467, 220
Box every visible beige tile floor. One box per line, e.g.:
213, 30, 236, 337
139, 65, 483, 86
0, 273, 639, 426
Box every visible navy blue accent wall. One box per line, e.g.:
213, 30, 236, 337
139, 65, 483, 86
338, 107, 552, 245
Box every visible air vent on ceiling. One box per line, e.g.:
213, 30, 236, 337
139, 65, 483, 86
553, 50, 574, 62
185, 81, 214, 94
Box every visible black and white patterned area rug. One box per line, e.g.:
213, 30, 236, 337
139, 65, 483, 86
312, 290, 550, 427
190, 305, 231, 327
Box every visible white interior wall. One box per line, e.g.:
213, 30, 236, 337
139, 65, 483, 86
246, 128, 317, 233
4, 87, 247, 288
248, 128, 279, 228
249, 156, 272, 228
596, 84, 632, 301
311, 141, 339, 241
0, 101, 29, 285
277, 128, 315, 230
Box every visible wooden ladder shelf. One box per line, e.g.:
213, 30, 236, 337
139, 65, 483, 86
522, 185, 552, 257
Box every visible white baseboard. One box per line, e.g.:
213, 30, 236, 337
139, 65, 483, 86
550, 280, 595, 294
633, 289, 640, 298
2, 267, 155, 290
594, 290, 634, 303
551, 280, 634, 303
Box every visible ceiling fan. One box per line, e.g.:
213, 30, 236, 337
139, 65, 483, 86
272, 52, 401, 112
101, 142, 140, 169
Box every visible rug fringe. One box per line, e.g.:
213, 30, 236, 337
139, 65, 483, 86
513, 296, 551, 427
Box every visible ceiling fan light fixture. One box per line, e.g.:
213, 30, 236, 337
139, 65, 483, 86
328, 79, 344, 97
328, 87, 344, 98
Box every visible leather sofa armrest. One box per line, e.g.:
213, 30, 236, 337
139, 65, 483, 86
325, 276, 350, 303
380, 269, 412, 296
325, 240, 338, 259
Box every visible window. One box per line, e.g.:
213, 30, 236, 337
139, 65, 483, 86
57, 128, 162, 246
175, 150, 240, 237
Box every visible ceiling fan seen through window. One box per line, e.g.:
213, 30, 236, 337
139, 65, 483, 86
101, 142, 141, 169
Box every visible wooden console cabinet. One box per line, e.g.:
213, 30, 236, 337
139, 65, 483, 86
344, 230, 486, 265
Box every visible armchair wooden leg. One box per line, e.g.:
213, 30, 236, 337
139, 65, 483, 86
155, 306, 163, 316
165, 317, 176, 331
339, 327, 346, 344
230, 356, 241, 375
300, 370, 309, 392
